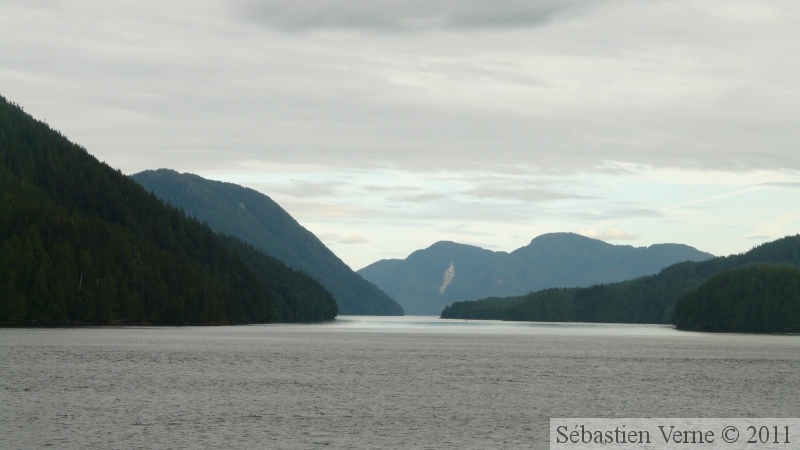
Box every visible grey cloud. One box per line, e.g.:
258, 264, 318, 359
4, 0, 800, 178
576, 208, 663, 220
358, 183, 451, 203
362, 185, 421, 193
359, 185, 447, 203
276, 181, 346, 198
316, 232, 370, 244
282, 192, 550, 224
463, 185, 593, 203
399, 192, 450, 203
761, 181, 800, 189
235, 0, 605, 32
338, 234, 370, 244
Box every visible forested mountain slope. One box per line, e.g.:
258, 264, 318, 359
674, 265, 800, 332
0, 95, 336, 324
442, 235, 800, 325
132, 169, 403, 315
359, 233, 713, 315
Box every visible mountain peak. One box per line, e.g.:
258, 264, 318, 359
359, 232, 712, 315
528, 232, 599, 246
530, 231, 583, 241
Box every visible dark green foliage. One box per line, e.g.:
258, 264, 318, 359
674, 266, 800, 332
441, 235, 800, 325
440, 295, 522, 321
362, 233, 714, 315
218, 235, 338, 322
442, 288, 583, 321
131, 169, 402, 315
0, 95, 336, 325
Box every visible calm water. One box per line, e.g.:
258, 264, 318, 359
2, 316, 799, 449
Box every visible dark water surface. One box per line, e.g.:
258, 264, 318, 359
2, 316, 799, 449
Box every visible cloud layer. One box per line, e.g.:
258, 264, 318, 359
3, 0, 799, 175
2, 0, 799, 267
236, 0, 602, 31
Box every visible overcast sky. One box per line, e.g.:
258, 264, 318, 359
3, 0, 800, 269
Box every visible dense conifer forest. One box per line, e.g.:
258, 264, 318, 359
442, 235, 800, 330
674, 266, 800, 332
132, 169, 403, 315
0, 95, 337, 325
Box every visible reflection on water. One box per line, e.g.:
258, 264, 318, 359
2, 316, 799, 449
327, 315, 680, 334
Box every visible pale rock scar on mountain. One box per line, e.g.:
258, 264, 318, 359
439, 261, 455, 294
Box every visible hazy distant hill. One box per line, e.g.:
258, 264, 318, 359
358, 232, 714, 315
132, 169, 404, 316
442, 234, 800, 326
0, 95, 337, 325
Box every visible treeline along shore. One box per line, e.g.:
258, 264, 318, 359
442, 236, 800, 333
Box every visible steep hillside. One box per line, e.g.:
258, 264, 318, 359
359, 232, 713, 315
359, 242, 511, 315
0, 95, 337, 324
132, 169, 403, 315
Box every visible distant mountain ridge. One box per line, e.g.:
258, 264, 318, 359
358, 233, 714, 315
132, 169, 403, 316
442, 234, 800, 326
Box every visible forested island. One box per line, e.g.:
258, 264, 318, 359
0, 95, 337, 325
442, 235, 800, 332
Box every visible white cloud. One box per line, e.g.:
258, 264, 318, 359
275, 181, 345, 198
576, 227, 640, 241
316, 232, 370, 245
317, 232, 343, 242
